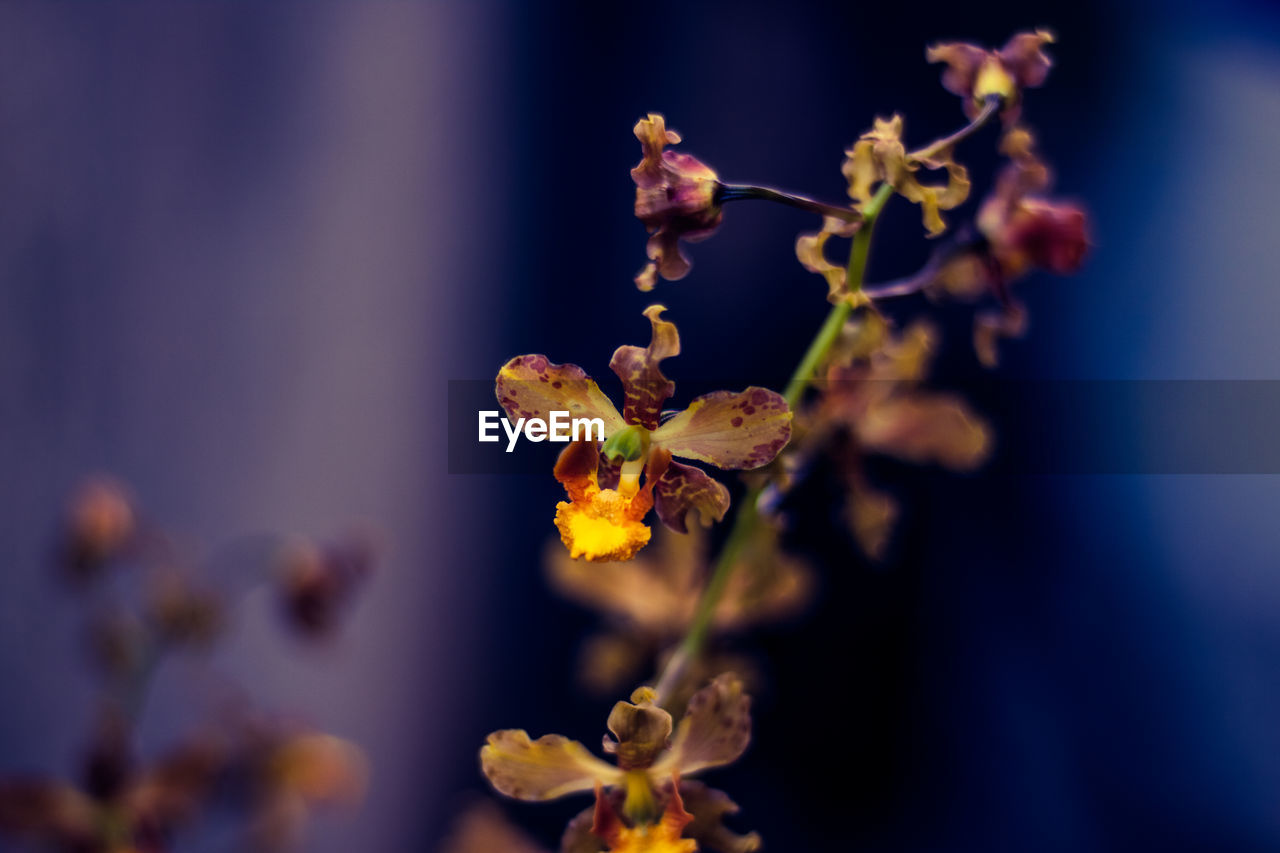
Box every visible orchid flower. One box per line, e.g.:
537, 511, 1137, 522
496, 306, 791, 562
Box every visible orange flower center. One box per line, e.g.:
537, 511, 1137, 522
555, 487, 651, 562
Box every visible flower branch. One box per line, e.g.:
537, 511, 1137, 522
716, 184, 862, 223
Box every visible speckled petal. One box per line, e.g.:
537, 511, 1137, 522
652, 388, 791, 470
652, 674, 751, 778
609, 305, 680, 430
654, 460, 731, 534
481, 730, 623, 802
497, 356, 626, 435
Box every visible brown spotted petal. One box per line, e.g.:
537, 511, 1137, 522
654, 460, 731, 534
609, 305, 680, 430
481, 731, 623, 802
652, 388, 791, 471
680, 781, 763, 853
497, 356, 626, 435
858, 393, 991, 471
652, 674, 751, 778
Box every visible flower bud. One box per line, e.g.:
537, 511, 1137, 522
604, 687, 672, 770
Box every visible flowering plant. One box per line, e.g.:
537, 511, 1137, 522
461, 29, 1090, 852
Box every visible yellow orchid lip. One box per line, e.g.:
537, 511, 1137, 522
555, 489, 652, 563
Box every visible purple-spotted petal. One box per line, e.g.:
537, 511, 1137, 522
481, 730, 623, 802
609, 305, 680, 430
652, 673, 751, 778
654, 460, 731, 534
496, 355, 626, 434
652, 388, 791, 470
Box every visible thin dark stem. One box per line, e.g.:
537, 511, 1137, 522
717, 184, 861, 223
910, 95, 1001, 162
862, 275, 933, 300
861, 233, 983, 301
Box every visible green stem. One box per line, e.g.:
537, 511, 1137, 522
650, 99, 999, 706
781, 301, 851, 410
781, 181, 894, 408
654, 182, 894, 707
